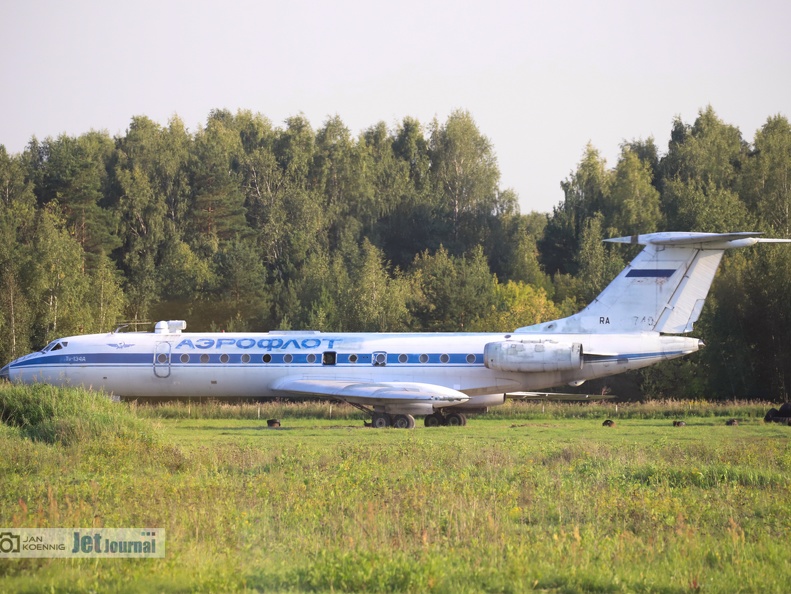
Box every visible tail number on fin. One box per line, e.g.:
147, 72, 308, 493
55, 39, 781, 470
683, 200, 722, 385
633, 316, 655, 327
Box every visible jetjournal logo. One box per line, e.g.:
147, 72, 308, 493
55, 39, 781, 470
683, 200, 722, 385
0, 528, 165, 558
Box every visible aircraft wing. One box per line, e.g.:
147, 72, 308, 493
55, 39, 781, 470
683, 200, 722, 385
271, 378, 469, 406
507, 392, 615, 401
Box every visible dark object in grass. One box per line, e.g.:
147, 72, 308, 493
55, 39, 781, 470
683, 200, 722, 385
765, 403, 791, 425
267, 419, 281, 428
764, 408, 780, 423
602, 419, 615, 427
725, 419, 738, 426
673, 420, 686, 427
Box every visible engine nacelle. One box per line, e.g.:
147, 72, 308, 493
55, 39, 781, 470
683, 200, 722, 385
483, 340, 583, 373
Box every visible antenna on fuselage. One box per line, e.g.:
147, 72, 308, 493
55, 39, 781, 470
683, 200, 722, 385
112, 320, 153, 333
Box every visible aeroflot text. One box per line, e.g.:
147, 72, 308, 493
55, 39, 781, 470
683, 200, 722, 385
174, 338, 343, 351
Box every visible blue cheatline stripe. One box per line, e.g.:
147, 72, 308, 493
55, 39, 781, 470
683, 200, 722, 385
626, 269, 676, 278
10, 352, 486, 368
11, 351, 684, 371
12, 353, 152, 368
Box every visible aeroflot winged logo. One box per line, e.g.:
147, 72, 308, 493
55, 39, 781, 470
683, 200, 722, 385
107, 342, 134, 349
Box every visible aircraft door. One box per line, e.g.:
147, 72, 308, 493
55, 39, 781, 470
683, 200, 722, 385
154, 342, 171, 378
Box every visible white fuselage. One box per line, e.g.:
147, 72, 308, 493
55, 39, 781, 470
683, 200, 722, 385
2, 328, 700, 410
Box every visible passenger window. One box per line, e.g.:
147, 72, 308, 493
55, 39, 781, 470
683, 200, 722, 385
322, 352, 336, 366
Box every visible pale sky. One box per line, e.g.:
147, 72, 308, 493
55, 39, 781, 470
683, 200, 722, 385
1, 0, 789, 213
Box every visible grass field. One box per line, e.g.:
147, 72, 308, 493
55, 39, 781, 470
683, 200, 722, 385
1, 385, 790, 592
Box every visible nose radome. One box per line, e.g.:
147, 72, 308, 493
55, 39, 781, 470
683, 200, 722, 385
0, 364, 10, 381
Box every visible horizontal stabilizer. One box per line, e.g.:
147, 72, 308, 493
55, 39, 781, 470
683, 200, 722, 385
604, 231, 791, 248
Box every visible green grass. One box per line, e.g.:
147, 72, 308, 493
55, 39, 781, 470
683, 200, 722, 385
0, 383, 161, 446
130, 397, 776, 422
1, 385, 790, 592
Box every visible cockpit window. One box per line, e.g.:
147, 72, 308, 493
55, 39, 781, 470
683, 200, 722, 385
42, 341, 68, 352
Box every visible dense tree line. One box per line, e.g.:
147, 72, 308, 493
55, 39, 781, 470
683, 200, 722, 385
1, 106, 790, 399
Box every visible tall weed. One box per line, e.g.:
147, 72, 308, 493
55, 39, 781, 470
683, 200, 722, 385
0, 383, 158, 445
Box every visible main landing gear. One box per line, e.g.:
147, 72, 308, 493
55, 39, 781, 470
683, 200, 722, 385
423, 411, 467, 427
341, 400, 467, 429
369, 412, 467, 428
372, 412, 416, 429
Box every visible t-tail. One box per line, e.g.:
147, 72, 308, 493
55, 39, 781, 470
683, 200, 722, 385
517, 232, 791, 335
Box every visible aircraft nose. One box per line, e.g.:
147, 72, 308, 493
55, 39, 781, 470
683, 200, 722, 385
0, 363, 10, 381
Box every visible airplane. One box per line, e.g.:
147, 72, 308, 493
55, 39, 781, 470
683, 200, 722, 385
2, 232, 788, 428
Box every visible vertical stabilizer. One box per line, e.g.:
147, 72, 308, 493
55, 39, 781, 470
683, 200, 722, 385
516, 232, 786, 335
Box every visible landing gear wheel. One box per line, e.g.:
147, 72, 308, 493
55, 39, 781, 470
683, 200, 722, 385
424, 413, 445, 427
391, 414, 415, 429
444, 412, 467, 427
372, 413, 391, 428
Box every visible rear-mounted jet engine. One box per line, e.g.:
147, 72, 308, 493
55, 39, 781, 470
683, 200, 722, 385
483, 340, 583, 373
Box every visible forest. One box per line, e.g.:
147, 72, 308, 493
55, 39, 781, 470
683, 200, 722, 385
1, 106, 790, 400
